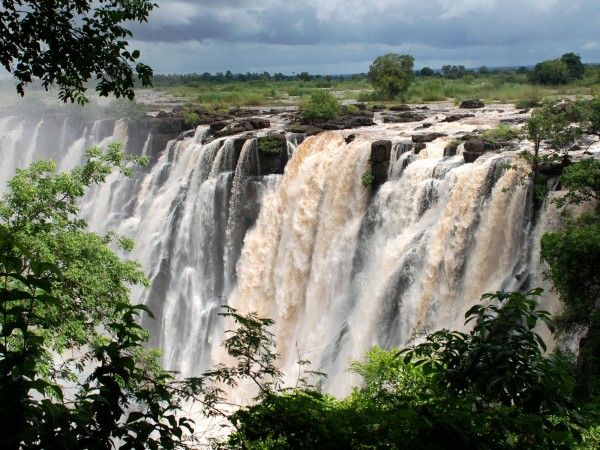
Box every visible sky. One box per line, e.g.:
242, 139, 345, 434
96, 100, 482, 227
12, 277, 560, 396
126, 0, 600, 76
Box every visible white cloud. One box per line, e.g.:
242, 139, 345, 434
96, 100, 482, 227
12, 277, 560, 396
438, 0, 496, 20
583, 41, 600, 50
148, 1, 201, 26
129, 0, 600, 74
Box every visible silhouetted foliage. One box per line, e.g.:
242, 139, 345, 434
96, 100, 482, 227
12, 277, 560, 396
0, 0, 155, 103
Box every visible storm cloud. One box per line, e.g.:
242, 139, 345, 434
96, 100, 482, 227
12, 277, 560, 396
128, 0, 600, 74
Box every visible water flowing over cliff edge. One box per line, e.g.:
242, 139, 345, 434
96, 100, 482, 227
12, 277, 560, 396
0, 102, 564, 397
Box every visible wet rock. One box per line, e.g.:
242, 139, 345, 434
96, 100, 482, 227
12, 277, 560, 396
416, 122, 433, 129
412, 132, 446, 143
444, 141, 460, 157
257, 134, 288, 175
210, 120, 230, 132
460, 99, 485, 109
177, 130, 195, 140
382, 112, 427, 123
414, 143, 427, 153
389, 104, 412, 111
462, 137, 499, 162
442, 113, 475, 122
371, 140, 392, 163
371, 161, 390, 188
464, 137, 486, 153
152, 118, 184, 134
248, 118, 271, 129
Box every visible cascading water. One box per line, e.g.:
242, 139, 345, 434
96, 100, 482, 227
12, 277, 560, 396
0, 104, 562, 400
229, 135, 539, 396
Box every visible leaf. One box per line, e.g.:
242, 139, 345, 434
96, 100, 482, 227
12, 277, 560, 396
132, 303, 154, 319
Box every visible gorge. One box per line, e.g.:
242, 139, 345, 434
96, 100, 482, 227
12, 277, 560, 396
0, 101, 572, 399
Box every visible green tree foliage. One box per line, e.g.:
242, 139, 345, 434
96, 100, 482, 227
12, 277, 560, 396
0, 0, 156, 103
524, 99, 589, 204
553, 158, 600, 211
0, 145, 195, 449
541, 158, 600, 405
530, 59, 570, 85
219, 290, 593, 449
419, 67, 434, 77
183, 111, 201, 128
368, 53, 416, 100
529, 53, 585, 85
302, 90, 340, 122
542, 213, 600, 332
441, 64, 469, 79
561, 52, 586, 81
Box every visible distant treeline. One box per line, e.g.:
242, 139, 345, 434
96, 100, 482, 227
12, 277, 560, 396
151, 71, 367, 87
152, 52, 598, 87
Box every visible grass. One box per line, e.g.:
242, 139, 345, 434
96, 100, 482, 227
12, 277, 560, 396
155, 71, 600, 111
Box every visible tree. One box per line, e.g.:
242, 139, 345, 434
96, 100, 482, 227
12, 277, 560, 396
524, 99, 587, 205
368, 53, 415, 100
298, 71, 312, 82
530, 59, 570, 85
420, 67, 434, 77
441, 64, 468, 79
561, 52, 586, 81
0, 146, 195, 449
0, 0, 156, 104
541, 158, 600, 404
218, 290, 593, 449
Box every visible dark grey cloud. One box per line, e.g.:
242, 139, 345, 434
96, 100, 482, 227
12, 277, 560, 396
128, 0, 600, 74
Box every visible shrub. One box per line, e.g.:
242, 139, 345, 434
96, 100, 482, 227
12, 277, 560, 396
183, 111, 200, 127
258, 135, 285, 154
482, 124, 521, 142
530, 59, 570, 85
344, 104, 359, 114
361, 171, 374, 187
302, 90, 340, 122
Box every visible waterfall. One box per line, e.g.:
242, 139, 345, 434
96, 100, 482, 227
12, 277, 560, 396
0, 110, 560, 399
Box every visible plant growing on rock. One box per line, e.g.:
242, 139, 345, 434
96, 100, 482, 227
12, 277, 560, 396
184, 111, 201, 127
361, 171, 374, 187
258, 135, 285, 154
482, 124, 521, 144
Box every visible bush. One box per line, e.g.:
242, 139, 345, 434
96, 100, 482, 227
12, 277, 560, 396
183, 111, 200, 127
258, 135, 285, 154
361, 171, 374, 187
344, 104, 359, 114
222, 290, 593, 449
530, 59, 570, 85
302, 90, 340, 122
482, 123, 521, 142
